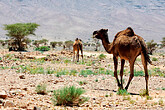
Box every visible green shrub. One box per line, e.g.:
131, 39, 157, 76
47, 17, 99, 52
152, 57, 158, 61
56, 70, 68, 77
139, 89, 148, 96
117, 89, 130, 96
146, 96, 153, 100
98, 54, 106, 60
47, 69, 55, 74
0, 57, 2, 61
64, 59, 71, 64
95, 79, 98, 82
158, 98, 164, 106
78, 81, 87, 85
35, 46, 50, 51
52, 86, 88, 106
70, 69, 78, 76
123, 96, 131, 101
79, 69, 96, 77
133, 70, 144, 76
35, 84, 47, 95
162, 88, 165, 90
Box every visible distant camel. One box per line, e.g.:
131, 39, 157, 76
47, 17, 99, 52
73, 38, 83, 62
93, 27, 152, 95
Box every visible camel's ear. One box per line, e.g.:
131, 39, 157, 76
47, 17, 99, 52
105, 29, 108, 32
93, 31, 97, 35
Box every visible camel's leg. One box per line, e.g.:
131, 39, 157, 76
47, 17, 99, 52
113, 56, 121, 88
80, 47, 83, 60
141, 52, 149, 95
120, 59, 125, 89
125, 59, 135, 90
73, 50, 75, 62
77, 49, 79, 62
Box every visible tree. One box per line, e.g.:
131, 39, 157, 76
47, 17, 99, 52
146, 40, 157, 55
64, 40, 74, 50
50, 41, 58, 48
39, 39, 48, 45
93, 38, 101, 51
160, 37, 165, 48
57, 41, 63, 47
4, 23, 39, 51
32, 40, 40, 47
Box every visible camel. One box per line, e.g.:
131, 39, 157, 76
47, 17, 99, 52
73, 38, 83, 62
93, 27, 152, 95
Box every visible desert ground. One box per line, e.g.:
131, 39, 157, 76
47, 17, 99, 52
0, 49, 165, 110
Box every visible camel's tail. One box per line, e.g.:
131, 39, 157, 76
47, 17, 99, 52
140, 40, 153, 65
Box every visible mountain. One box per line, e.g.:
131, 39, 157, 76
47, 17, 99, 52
0, 0, 165, 42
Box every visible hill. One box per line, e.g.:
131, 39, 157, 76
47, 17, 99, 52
0, 0, 165, 42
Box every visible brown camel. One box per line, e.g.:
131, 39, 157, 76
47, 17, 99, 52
93, 27, 152, 95
73, 38, 83, 62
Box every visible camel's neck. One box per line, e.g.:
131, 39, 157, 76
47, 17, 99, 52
101, 34, 113, 54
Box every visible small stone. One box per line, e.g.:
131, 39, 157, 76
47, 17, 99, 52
4, 100, 15, 108
22, 87, 28, 91
0, 91, 7, 99
0, 99, 3, 103
34, 106, 41, 110
103, 105, 106, 107
19, 75, 25, 79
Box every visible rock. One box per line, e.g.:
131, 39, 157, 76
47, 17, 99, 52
19, 75, 25, 79
4, 100, 15, 108
22, 87, 28, 91
0, 99, 3, 103
34, 106, 41, 110
0, 91, 7, 99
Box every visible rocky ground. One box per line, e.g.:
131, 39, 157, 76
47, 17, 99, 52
0, 49, 165, 110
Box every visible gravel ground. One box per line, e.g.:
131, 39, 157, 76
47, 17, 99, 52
0, 50, 165, 110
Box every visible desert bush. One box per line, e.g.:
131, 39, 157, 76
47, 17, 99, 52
79, 69, 96, 77
56, 70, 69, 77
78, 80, 87, 86
0, 57, 2, 61
98, 54, 106, 60
152, 67, 164, 77
70, 69, 78, 76
47, 69, 55, 74
52, 86, 88, 106
158, 98, 164, 106
123, 96, 131, 101
130, 100, 136, 104
139, 89, 148, 96
117, 89, 130, 96
35, 46, 50, 51
146, 40, 157, 55
64, 59, 71, 64
95, 79, 98, 82
152, 57, 158, 61
160, 37, 165, 48
35, 84, 47, 95
162, 88, 165, 90
146, 96, 153, 100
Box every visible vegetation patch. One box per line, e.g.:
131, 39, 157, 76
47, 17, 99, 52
52, 86, 88, 106
35, 84, 47, 95
152, 57, 158, 61
98, 54, 106, 60
35, 46, 50, 51
139, 89, 148, 96
79, 69, 96, 77
117, 89, 130, 96
78, 80, 87, 86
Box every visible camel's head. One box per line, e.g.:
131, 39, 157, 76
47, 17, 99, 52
93, 29, 108, 39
